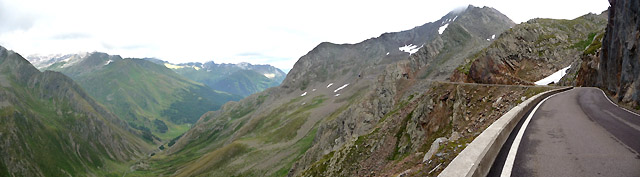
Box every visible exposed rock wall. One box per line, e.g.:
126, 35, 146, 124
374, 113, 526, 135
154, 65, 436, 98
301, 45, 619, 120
598, 0, 640, 107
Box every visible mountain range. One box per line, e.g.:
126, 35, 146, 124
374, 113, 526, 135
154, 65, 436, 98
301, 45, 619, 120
144, 59, 286, 97
133, 5, 521, 176
2, 1, 635, 176
27, 53, 242, 141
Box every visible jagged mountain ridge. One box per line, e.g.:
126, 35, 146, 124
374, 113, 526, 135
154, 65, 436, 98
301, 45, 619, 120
282, 5, 514, 93
146, 59, 286, 97
0, 46, 149, 176
133, 5, 515, 177
31, 53, 241, 141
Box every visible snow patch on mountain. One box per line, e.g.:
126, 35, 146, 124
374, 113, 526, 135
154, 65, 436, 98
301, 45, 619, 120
334, 83, 349, 93
438, 23, 449, 34
60, 54, 87, 68
164, 63, 200, 70
535, 66, 571, 85
399, 44, 421, 55
263, 73, 276, 79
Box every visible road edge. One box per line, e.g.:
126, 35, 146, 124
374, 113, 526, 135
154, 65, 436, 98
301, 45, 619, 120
438, 87, 572, 177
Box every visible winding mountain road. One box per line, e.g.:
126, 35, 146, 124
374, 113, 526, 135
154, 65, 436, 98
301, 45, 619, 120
490, 87, 640, 177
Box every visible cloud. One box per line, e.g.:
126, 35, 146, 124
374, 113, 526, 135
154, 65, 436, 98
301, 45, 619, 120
0, 1, 38, 33
237, 52, 263, 57
51, 33, 92, 40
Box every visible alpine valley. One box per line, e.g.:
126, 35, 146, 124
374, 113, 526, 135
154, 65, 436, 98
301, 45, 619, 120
2, 1, 637, 177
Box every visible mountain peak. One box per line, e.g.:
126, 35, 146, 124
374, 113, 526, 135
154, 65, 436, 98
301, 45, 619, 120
282, 5, 514, 91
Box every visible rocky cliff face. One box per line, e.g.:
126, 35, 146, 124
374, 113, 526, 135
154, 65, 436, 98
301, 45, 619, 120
133, 6, 516, 177
594, 0, 640, 108
452, 12, 607, 85
0, 46, 148, 176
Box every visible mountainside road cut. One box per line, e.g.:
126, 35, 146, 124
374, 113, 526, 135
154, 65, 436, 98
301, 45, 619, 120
491, 87, 640, 177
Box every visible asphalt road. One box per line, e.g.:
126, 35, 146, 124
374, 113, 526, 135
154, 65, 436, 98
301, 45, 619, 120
490, 87, 640, 177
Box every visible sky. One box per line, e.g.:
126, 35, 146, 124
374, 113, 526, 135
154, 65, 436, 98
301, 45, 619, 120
0, 0, 610, 71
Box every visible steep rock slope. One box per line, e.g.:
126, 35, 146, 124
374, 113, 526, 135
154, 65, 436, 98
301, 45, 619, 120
451, 12, 607, 85
594, 0, 640, 108
133, 6, 515, 177
0, 46, 148, 176
149, 59, 286, 97
34, 53, 241, 141
300, 83, 551, 176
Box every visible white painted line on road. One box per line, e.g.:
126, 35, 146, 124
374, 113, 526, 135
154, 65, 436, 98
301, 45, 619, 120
500, 90, 569, 177
599, 90, 640, 117
603, 110, 640, 131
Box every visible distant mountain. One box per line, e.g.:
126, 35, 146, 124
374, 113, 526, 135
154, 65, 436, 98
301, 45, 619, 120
133, 5, 516, 177
26, 53, 88, 69
29, 53, 241, 141
146, 59, 286, 97
0, 46, 148, 176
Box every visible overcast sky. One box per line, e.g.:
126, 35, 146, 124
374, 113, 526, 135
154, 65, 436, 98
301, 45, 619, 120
0, 0, 609, 71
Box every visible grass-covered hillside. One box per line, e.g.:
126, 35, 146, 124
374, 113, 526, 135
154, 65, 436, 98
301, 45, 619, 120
0, 46, 149, 176
41, 53, 241, 141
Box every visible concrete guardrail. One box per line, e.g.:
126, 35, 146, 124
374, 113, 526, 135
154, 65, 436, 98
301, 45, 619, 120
438, 87, 573, 177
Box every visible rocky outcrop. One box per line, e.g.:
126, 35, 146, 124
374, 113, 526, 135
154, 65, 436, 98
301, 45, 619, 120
409, 6, 515, 81
299, 83, 552, 176
453, 12, 607, 85
596, 0, 640, 108
572, 32, 605, 86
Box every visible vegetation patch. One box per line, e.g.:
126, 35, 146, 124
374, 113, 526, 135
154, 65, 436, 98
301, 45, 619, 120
584, 32, 604, 55
571, 32, 597, 50
389, 110, 414, 160
175, 142, 250, 177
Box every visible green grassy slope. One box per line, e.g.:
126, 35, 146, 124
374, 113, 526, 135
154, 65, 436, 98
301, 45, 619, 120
0, 47, 149, 176
45, 53, 241, 141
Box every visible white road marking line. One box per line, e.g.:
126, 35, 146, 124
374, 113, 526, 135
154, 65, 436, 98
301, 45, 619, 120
603, 110, 640, 131
599, 89, 640, 117
501, 90, 570, 177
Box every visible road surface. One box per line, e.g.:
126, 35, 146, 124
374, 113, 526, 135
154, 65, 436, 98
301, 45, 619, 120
489, 87, 640, 177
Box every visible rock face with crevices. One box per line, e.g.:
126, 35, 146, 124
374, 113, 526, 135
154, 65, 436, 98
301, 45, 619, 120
596, 0, 640, 108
